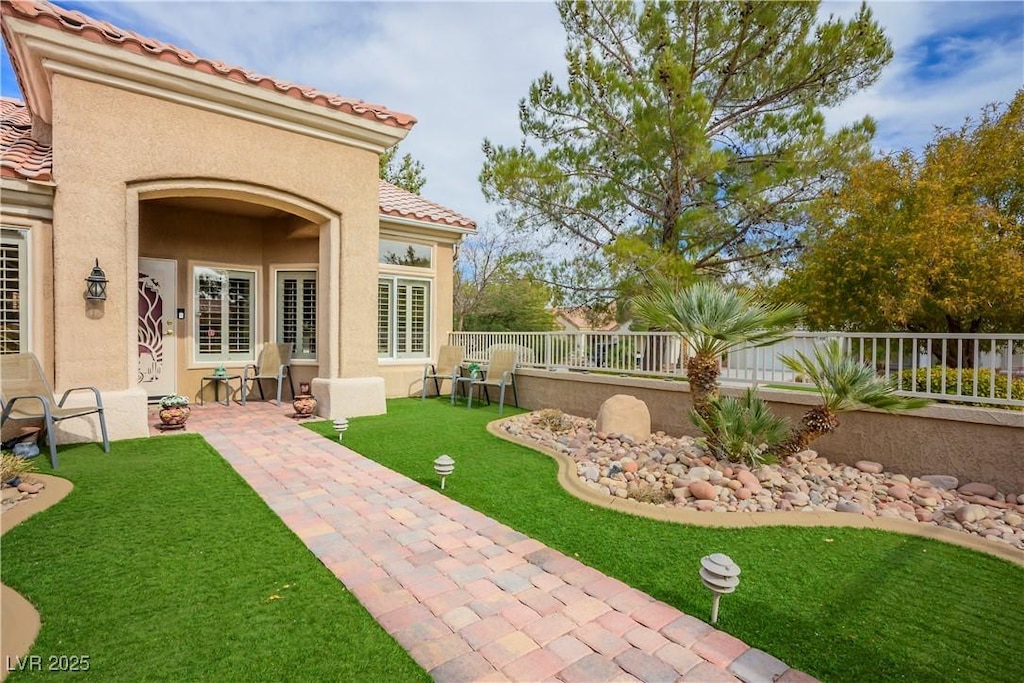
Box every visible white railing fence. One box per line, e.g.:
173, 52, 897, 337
448, 330, 688, 378
448, 330, 1024, 408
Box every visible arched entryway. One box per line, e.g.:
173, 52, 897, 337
126, 179, 342, 404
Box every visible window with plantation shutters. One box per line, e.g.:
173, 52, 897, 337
377, 280, 392, 356
194, 267, 256, 362
378, 276, 430, 359
227, 276, 251, 354
0, 228, 28, 355
276, 270, 316, 360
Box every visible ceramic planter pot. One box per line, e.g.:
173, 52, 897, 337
159, 406, 191, 426
292, 395, 317, 416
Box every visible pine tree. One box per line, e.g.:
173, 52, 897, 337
481, 0, 892, 300
380, 143, 427, 194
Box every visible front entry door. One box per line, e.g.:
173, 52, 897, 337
138, 258, 177, 399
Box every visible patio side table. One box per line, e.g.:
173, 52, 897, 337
452, 368, 487, 408
200, 374, 244, 407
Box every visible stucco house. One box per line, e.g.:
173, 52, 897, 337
1, 0, 475, 442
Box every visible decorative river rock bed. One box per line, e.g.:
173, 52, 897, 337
1, 478, 46, 508
500, 411, 1024, 552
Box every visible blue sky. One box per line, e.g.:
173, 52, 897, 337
2, 1, 1022, 229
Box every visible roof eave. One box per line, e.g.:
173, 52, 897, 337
2, 15, 410, 154
2, 15, 50, 123
0, 175, 55, 220
379, 213, 476, 240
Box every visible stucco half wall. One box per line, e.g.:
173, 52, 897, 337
311, 377, 385, 418
515, 369, 1024, 494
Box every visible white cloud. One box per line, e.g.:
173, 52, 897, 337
823, 0, 1024, 152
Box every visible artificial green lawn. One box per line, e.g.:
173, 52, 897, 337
1, 435, 428, 682
307, 398, 1024, 683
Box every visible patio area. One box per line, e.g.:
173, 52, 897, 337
173, 402, 812, 682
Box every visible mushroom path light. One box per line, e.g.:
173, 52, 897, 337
433, 454, 455, 490
700, 553, 741, 624
333, 418, 349, 441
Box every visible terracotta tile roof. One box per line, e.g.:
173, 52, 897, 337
378, 180, 476, 230
0, 96, 51, 180
2, 98, 474, 229
1, 0, 416, 129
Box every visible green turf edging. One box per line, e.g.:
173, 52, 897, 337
1, 434, 428, 682
307, 398, 1024, 683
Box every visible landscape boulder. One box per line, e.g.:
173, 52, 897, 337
595, 394, 651, 442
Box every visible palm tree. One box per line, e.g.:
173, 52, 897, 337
777, 339, 930, 454
631, 279, 804, 418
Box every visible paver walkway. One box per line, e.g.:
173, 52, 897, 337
179, 402, 815, 683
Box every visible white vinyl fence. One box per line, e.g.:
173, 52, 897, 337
448, 330, 1024, 408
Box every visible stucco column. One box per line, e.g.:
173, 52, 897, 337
319, 216, 342, 378
311, 194, 386, 418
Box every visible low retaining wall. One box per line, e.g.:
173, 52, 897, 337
515, 369, 1024, 494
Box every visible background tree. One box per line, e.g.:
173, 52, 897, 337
460, 279, 556, 332
454, 228, 556, 332
775, 90, 1024, 335
380, 142, 426, 194
481, 0, 892, 304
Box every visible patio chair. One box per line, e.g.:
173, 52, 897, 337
242, 343, 294, 406
422, 345, 464, 400
464, 348, 519, 415
0, 352, 109, 469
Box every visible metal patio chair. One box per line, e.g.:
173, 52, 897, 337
242, 343, 295, 406
422, 345, 465, 400
1, 352, 109, 468
464, 347, 519, 415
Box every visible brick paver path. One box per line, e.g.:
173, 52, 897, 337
178, 402, 815, 683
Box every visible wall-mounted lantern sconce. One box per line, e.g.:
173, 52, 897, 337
85, 259, 108, 301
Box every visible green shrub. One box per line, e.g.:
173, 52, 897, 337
896, 367, 1024, 410
691, 388, 789, 467
533, 408, 575, 433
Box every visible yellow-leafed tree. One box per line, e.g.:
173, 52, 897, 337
776, 90, 1024, 334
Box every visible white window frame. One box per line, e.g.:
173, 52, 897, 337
377, 275, 432, 361
378, 235, 436, 363
272, 265, 318, 365
191, 264, 258, 366
0, 227, 30, 355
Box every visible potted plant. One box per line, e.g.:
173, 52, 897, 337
158, 394, 191, 428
